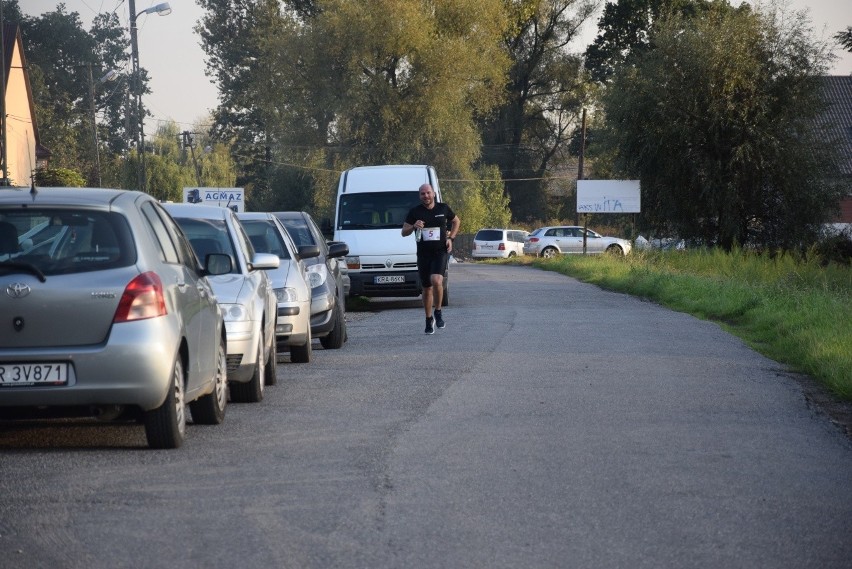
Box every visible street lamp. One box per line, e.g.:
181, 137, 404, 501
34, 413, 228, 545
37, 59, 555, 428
87, 67, 119, 187
128, 0, 171, 192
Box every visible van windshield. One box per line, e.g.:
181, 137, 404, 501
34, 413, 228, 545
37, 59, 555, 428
337, 191, 420, 229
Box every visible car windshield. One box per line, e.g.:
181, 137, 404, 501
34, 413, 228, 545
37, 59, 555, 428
278, 216, 315, 248
337, 191, 420, 229
240, 220, 291, 259
0, 209, 135, 276
171, 217, 239, 274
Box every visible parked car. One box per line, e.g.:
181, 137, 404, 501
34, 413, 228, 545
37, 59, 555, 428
273, 212, 349, 349
0, 188, 230, 449
237, 212, 315, 364
163, 203, 279, 403
523, 226, 632, 257
472, 228, 529, 259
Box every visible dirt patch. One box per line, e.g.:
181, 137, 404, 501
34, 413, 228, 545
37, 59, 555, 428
788, 371, 852, 441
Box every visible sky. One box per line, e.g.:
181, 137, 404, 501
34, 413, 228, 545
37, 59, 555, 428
20, 0, 852, 134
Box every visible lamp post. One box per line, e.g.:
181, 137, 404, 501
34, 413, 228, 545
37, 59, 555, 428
87, 67, 118, 187
128, 0, 171, 192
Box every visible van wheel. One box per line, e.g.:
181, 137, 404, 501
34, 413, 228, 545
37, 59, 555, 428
144, 356, 186, 449
190, 338, 228, 424
320, 305, 346, 349
291, 327, 312, 363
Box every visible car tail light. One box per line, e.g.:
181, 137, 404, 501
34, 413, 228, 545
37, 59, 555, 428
498, 243, 505, 250
114, 272, 167, 322
529, 237, 540, 243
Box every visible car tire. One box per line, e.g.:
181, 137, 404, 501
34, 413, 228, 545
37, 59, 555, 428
320, 305, 346, 350
231, 337, 265, 403
144, 356, 186, 449
190, 337, 228, 425
264, 336, 278, 386
290, 327, 312, 363
606, 244, 624, 255
541, 247, 559, 258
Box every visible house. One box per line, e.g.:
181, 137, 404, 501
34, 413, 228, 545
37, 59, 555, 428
1, 22, 49, 187
821, 75, 852, 225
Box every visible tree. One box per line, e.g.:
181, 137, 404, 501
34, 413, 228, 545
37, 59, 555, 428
584, 0, 711, 82
599, 1, 845, 250
21, 5, 132, 185
478, 0, 599, 222
836, 27, 852, 52
198, 0, 511, 225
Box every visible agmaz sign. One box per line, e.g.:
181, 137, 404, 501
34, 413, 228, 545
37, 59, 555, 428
577, 180, 641, 213
183, 187, 245, 212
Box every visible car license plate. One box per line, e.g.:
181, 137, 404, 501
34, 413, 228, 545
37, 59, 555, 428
0, 363, 68, 387
374, 275, 405, 284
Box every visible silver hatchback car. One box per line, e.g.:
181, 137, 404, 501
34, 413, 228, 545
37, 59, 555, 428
163, 203, 279, 403
0, 188, 229, 449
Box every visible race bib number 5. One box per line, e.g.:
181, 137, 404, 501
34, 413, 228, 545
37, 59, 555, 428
422, 227, 441, 241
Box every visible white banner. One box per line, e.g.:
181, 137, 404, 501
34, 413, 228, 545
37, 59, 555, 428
577, 180, 641, 213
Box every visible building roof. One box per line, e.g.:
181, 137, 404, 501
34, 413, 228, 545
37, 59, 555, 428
821, 75, 852, 177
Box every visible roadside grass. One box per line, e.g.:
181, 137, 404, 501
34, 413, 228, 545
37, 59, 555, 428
507, 249, 852, 401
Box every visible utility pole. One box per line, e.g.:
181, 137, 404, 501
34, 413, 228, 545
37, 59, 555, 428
181, 131, 202, 186
575, 108, 586, 227
0, 2, 9, 187
128, 0, 145, 192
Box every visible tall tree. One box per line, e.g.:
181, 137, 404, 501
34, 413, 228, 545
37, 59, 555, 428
478, 0, 599, 222
600, 1, 844, 250
21, 4, 132, 185
836, 26, 852, 52
584, 0, 711, 82
198, 0, 511, 223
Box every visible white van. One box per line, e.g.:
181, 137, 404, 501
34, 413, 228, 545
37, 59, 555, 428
334, 165, 448, 304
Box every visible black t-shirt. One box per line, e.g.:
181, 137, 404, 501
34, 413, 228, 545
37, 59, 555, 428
405, 202, 456, 255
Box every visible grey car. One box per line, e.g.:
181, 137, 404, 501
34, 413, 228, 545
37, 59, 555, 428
237, 212, 316, 364
0, 188, 229, 449
273, 212, 349, 349
163, 203, 279, 404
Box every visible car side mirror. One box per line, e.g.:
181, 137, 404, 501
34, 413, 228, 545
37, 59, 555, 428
205, 253, 232, 275
326, 241, 349, 258
298, 244, 321, 260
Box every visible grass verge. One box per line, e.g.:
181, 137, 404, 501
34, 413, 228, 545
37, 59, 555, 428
509, 249, 852, 401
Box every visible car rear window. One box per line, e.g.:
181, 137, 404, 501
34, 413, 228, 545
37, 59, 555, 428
475, 229, 504, 241
0, 209, 135, 275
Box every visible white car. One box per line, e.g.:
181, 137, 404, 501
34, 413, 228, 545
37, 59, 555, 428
523, 226, 632, 257
472, 228, 529, 259
163, 203, 279, 403
237, 212, 315, 364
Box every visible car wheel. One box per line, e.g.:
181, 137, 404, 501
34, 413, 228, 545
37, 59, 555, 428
264, 335, 278, 386
231, 337, 265, 403
144, 356, 187, 449
320, 305, 346, 350
190, 337, 228, 425
541, 247, 559, 258
606, 244, 624, 255
508, 251, 517, 258
290, 326, 312, 363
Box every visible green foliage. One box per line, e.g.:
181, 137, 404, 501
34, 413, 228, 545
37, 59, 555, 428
22, 5, 133, 182
599, 1, 844, 250
836, 26, 852, 52
523, 248, 852, 399
34, 167, 86, 187
479, 0, 598, 222
584, 0, 712, 82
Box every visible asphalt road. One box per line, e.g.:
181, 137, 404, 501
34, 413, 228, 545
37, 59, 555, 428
1, 262, 851, 569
